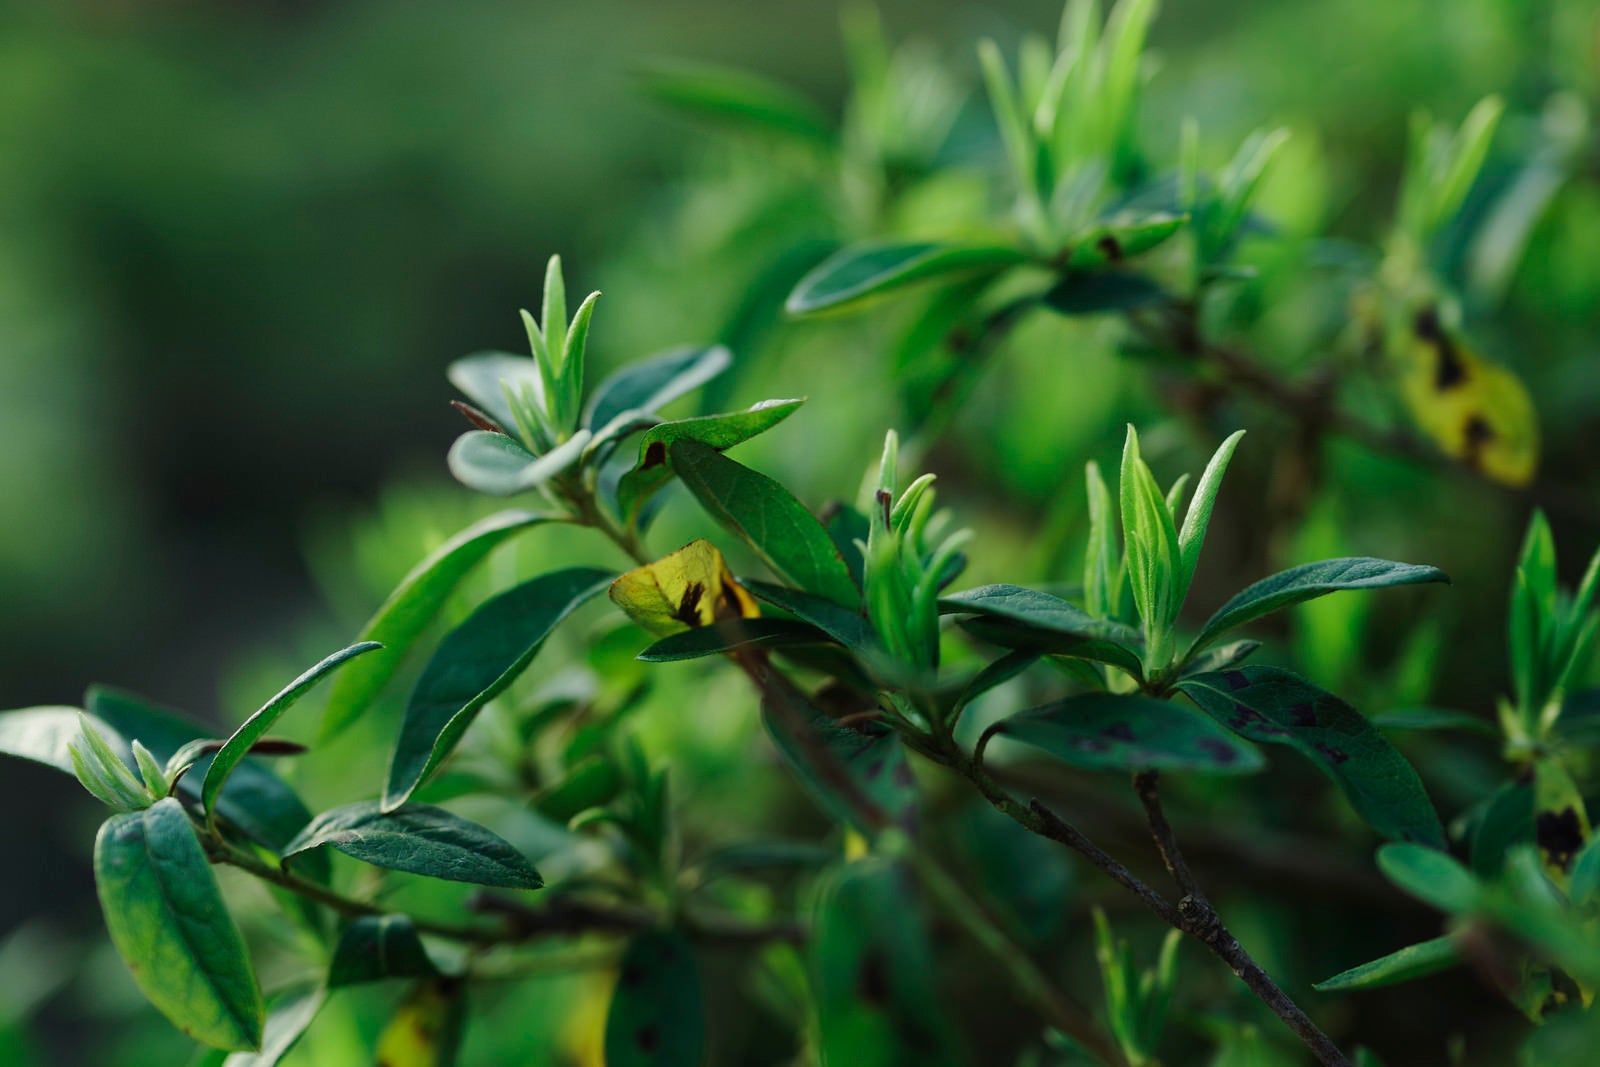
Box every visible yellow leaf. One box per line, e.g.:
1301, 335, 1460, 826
1534, 759, 1590, 888
608, 539, 759, 638
1401, 308, 1539, 487
374, 979, 463, 1067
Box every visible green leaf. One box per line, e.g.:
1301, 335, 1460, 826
202, 642, 381, 817
939, 584, 1142, 645
1180, 668, 1445, 846
328, 916, 438, 987
1189, 558, 1449, 656
1313, 936, 1461, 992
1370, 706, 1497, 736
446, 352, 542, 436
384, 567, 612, 809
743, 579, 876, 651
1083, 460, 1124, 620
446, 429, 590, 496
1569, 836, 1600, 907
613, 398, 805, 522
284, 801, 541, 889
642, 60, 833, 146
0, 706, 118, 776
786, 242, 1026, 315
87, 688, 319, 864
604, 931, 705, 1067
637, 618, 832, 662
1064, 213, 1187, 269
670, 439, 859, 608
1471, 780, 1533, 877
320, 510, 553, 740
1041, 271, 1168, 316
585, 345, 731, 432
1176, 430, 1245, 598
94, 798, 263, 1050
762, 681, 916, 834
1377, 842, 1480, 912
1120, 427, 1182, 661
221, 989, 324, 1067
1180, 639, 1261, 678
950, 650, 1039, 717
991, 692, 1263, 774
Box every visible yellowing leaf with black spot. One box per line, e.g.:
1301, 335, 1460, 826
1534, 759, 1590, 887
374, 978, 465, 1067
608, 539, 759, 639
1401, 309, 1539, 487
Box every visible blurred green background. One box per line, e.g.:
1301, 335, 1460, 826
2, 0, 1598, 1063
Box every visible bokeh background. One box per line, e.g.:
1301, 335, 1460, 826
2, 0, 1597, 1063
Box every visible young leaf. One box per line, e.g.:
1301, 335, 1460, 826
988, 692, 1264, 774
637, 618, 831, 661
328, 916, 439, 987
384, 568, 613, 810
786, 242, 1026, 315
1083, 459, 1124, 619
1188, 558, 1449, 656
283, 801, 541, 889
609, 539, 759, 639
1313, 936, 1461, 992
1120, 427, 1181, 661
201, 642, 381, 817
222, 989, 325, 1067
1377, 842, 1480, 912
604, 931, 705, 1067
0, 706, 119, 777
670, 440, 860, 608
446, 428, 591, 496
1180, 668, 1445, 846
1176, 429, 1245, 596
447, 352, 543, 438
641, 60, 833, 146
761, 681, 917, 834
321, 510, 553, 740
585, 345, 731, 432
612, 399, 805, 522
95, 797, 264, 1050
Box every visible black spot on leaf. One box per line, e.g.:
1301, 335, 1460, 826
1313, 742, 1349, 765
642, 441, 668, 470
1223, 671, 1249, 691
856, 952, 890, 1007
1537, 808, 1586, 872
672, 583, 706, 627
1102, 722, 1137, 742
636, 1024, 661, 1053
1196, 738, 1239, 763
1288, 702, 1317, 727
1096, 235, 1124, 261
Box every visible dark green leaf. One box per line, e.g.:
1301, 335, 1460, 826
787, 241, 1026, 315
959, 616, 1145, 679
1377, 842, 1480, 912
1471, 781, 1533, 877
202, 642, 381, 817
384, 567, 612, 809
1180, 668, 1445, 846
950, 651, 1040, 716
939, 584, 1142, 645
670, 440, 859, 607
642, 60, 833, 146
87, 688, 319, 865
321, 510, 553, 741
328, 916, 438, 987
613, 398, 805, 521
604, 931, 704, 1067
762, 682, 916, 834
446, 429, 589, 496
446, 352, 541, 437
221, 989, 324, 1067
1189, 558, 1449, 654
1371, 706, 1497, 736
1314, 936, 1460, 992
95, 798, 263, 1050
1570, 836, 1600, 907
532, 757, 623, 823
284, 801, 541, 889
0, 706, 118, 776
821, 503, 870, 591
638, 618, 832, 662
990, 692, 1263, 774
1042, 271, 1168, 316
743, 579, 876, 651
585, 346, 731, 432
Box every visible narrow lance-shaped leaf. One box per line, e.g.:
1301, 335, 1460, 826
321, 510, 553, 740
1314, 936, 1461, 993
1180, 668, 1445, 846
613, 399, 805, 522
585, 345, 731, 432
95, 797, 264, 1050
743, 579, 876, 652
641, 60, 834, 146
940, 584, 1142, 645
670, 439, 860, 608
202, 642, 381, 817
989, 692, 1264, 774
329, 915, 438, 987
284, 801, 541, 889
1176, 429, 1245, 598
786, 241, 1026, 316
1120, 427, 1181, 658
1377, 843, 1481, 912
1188, 558, 1450, 656
0, 706, 121, 777
604, 931, 705, 1067
384, 568, 613, 810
